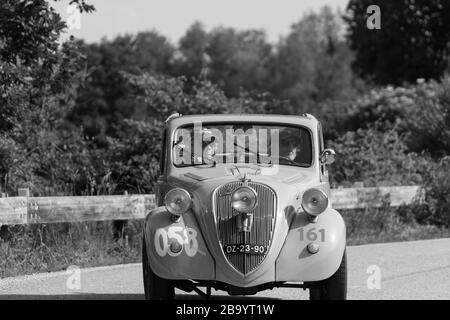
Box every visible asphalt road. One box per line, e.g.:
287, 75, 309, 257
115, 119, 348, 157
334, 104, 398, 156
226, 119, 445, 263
1, 238, 449, 300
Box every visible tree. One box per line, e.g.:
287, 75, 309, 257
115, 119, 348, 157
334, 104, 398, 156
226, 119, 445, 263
174, 21, 209, 81
205, 27, 272, 97
346, 0, 450, 85
70, 31, 175, 139
0, 0, 94, 195
0, 0, 93, 66
269, 6, 357, 114
174, 23, 274, 97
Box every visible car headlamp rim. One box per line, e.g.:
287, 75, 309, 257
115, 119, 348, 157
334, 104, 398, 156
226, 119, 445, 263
231, 186, 258, 213
164, 187, 192, 216
301, 188, 328, 216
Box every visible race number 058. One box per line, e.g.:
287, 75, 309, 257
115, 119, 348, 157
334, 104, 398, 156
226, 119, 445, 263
154, 226, 199, 257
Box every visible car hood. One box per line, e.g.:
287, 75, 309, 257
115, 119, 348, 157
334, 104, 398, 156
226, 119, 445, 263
168, 164, 317, 187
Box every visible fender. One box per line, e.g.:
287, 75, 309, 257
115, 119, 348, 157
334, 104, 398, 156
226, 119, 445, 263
143, 207, 215, 280
275, 208, 346, 281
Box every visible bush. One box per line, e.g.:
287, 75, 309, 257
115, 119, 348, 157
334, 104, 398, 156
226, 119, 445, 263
328, 128, 430, 187
336, 76, 450, 156
400, 157, 450, 227
326, 76, 450, 228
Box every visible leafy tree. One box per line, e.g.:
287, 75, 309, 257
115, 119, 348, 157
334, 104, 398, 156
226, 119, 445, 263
269, 6, 357, 114
0, 0, 94, 195
346, 0, 450, 85
174, 22, 274, 98
205, 27, 272, 97
174, 21, 209, 81
70, 31, 175, 139
0, 0, 93, 66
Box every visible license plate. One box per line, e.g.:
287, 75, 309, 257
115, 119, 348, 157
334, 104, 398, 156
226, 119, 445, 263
223, 244, 268, 255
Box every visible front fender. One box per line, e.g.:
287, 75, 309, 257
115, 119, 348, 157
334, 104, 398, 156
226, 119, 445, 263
143, 207, 215, 280
275, 208, 346, 282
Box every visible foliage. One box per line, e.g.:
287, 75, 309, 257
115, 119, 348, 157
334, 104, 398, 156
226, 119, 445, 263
0, 221, 142, 278
204, 27, 272, 97
328, 128, 430, 188
328, 77, 450, 226
336, 77, 450, 156
174, 21, 209, 81
346, 0, 450, 85
0, 0, 94, 196
270, 6, 361, 113
399, 156, 450, 227
74, 7, 360, 138
343, 206, 450, 245
0, 0, 93, 65
71, 31, 175, 138
103, 119, 162, 194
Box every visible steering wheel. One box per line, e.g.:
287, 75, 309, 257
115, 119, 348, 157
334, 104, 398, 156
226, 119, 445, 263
277, 156, 297, 165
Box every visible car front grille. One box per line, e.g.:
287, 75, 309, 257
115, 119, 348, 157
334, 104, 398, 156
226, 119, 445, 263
213, 181, 277, 274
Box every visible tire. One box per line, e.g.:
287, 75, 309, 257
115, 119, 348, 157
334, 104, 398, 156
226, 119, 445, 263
309, 249, 347, 300
142, 235, 175, 300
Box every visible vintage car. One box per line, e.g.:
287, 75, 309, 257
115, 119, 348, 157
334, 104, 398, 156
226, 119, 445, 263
142, 113, 346, 300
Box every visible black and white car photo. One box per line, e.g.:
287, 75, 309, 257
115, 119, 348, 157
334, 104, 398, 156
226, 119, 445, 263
0, 0, 449, 308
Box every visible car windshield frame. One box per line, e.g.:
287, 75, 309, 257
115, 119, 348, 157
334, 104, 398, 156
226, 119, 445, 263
170, 121, 314, 169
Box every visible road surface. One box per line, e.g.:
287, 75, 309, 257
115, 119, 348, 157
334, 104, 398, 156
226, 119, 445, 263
1, 238, 449, 300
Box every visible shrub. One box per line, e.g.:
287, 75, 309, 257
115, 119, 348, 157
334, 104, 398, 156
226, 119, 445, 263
337, 76, 450, 156
328, 128, 430, 187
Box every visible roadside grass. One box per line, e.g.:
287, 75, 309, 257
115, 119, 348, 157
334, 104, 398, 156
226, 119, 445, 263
1, 207, 448, 278
0, 221, 143, 278
343, 207, 450, 245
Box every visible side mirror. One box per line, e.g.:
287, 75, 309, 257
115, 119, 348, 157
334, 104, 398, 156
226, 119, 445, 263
320, 148, 336, 165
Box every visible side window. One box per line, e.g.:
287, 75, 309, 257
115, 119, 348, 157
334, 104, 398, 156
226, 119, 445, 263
159, 128, 166, 175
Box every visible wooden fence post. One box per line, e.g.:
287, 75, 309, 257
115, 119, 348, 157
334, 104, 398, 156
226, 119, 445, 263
0, 188, 8, 240
113, 191, 128, 242
0, 184, 6, 198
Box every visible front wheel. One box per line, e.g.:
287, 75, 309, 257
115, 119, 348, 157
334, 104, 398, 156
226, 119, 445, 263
309, 249, 347, 300
142, 235, 175, 300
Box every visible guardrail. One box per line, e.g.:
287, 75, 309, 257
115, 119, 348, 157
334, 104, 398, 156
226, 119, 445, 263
0, 186, 423, 226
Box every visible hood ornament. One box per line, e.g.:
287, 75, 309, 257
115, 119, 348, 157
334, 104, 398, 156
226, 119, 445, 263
226, 164, 261, 180
232, 166, 251, 183
239, 172, 249, 183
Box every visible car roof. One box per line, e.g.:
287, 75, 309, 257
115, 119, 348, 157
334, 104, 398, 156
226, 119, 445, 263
166, 113, 319, 130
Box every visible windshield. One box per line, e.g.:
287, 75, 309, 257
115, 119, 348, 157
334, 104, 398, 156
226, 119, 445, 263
172, 122, 312, 168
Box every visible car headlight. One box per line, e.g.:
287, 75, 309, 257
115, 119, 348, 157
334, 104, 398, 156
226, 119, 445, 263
302, 188, 328, 216
164, 188, 192, 216
231, 186, 257, 213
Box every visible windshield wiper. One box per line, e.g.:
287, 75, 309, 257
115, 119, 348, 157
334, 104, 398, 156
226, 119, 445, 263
233, 142, 272, 165
177, 159, 216, 168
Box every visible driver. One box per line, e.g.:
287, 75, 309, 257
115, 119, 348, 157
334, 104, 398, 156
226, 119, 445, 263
279, 135, 302, 162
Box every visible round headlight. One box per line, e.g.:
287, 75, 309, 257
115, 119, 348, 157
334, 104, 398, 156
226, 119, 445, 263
231, 186, 257, 213
302, 188, 328, 216
164, 188, 192, 216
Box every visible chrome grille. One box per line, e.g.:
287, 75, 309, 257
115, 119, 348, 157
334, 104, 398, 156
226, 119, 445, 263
214, 182, 276, 274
